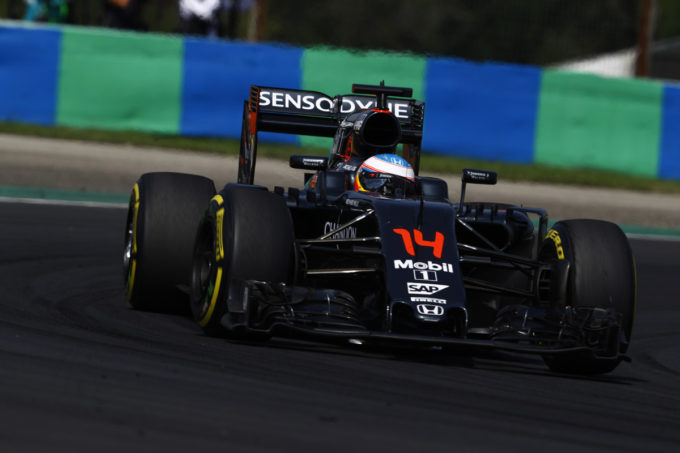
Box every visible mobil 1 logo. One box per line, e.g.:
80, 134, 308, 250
393, 260, 455, 273
413, 269, 437, 281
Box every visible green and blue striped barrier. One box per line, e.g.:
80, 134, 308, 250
1, 21, 678, 180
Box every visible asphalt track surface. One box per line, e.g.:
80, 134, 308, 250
1, 200, 679, 452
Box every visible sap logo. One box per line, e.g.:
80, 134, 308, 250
394, 260, 454, 273
413, 270, 437, 281
416, 304, 444, 316
407, 283, 448, 295
324, 222, 357, 239
411, 297, 446, 305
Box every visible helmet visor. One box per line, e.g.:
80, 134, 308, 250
358, 171, 415, 197
359, 171, 389, 192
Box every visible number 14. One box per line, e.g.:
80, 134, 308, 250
392, 229, 445, 259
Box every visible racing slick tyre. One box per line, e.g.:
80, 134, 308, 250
123, 172, 217, 313
190, 184, 294, 338
538, 219, 636, 374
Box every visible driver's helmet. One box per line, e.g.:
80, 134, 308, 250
354, 153, 416, 197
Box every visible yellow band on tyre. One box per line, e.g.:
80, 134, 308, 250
211, 194, 226, 261
198, 193, 227, 326
545, 229, 565, 260
199, 266, 223, 327
211, 194, 224, 206
216, 207, 225, 262
126, 183, 141, 300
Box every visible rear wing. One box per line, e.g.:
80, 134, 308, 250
238, 84, 425, 184
250, 85, 424, 139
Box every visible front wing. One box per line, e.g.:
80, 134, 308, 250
220, 280, 630, 365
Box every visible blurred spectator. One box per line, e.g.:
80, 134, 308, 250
179, 0, 221, 37
23, 0, 44, 20
23, 0, 70, 23
103, 0, 146, 30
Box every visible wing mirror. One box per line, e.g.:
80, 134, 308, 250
289, 155, 328, 170
458, 168, 497, 213
462, 168, 497, 185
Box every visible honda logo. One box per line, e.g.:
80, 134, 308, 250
416, 304, 444, 316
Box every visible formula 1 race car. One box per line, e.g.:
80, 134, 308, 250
123, 82, 636, 375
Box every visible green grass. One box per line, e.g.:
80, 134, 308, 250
2, 121, 680, 194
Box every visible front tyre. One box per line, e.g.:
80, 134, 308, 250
190, 184, 294, 338
539, 219, 636, 374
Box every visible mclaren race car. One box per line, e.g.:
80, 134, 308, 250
123, 83, 636, 375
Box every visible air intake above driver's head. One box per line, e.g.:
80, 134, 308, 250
360, 111, 402, 148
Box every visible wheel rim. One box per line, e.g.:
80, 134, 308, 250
123, 215, 133, 279
191, 219, 218, 316
123, 185, 140, 300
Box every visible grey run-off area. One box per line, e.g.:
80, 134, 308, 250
0, 133, 678, 228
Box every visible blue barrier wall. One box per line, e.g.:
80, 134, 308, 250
423, 58, 541, 163
659, 85, 680, 180
181, 38, 303, 143
0, 26, 60, 125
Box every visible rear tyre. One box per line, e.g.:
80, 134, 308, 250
190, 184, 294, 338
123, 172, 216, 313
539, 219, 636, 374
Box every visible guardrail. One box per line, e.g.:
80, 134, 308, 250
1, 21, 678, 180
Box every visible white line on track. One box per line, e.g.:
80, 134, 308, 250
0, 197, 127, 209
